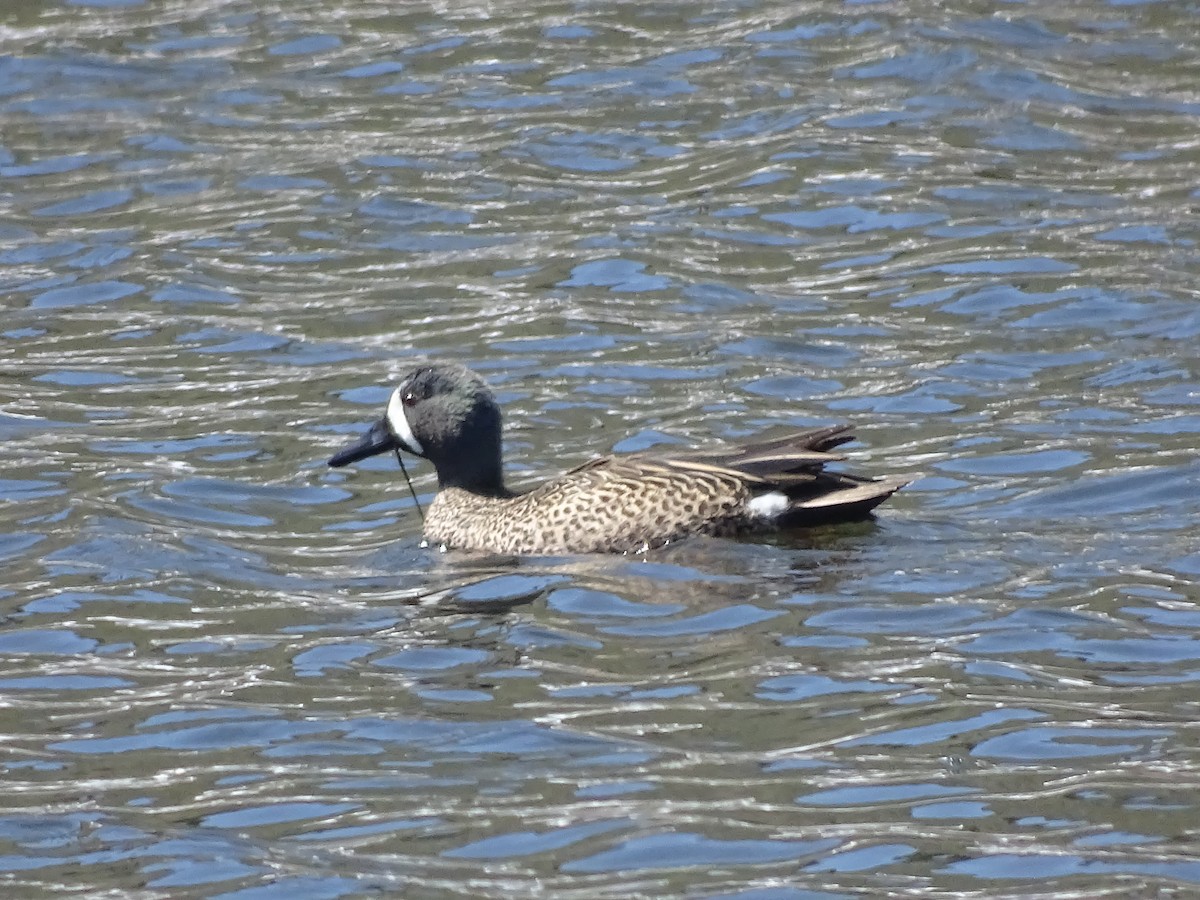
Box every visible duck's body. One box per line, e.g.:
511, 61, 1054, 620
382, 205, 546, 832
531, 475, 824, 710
328, 363, 908, 555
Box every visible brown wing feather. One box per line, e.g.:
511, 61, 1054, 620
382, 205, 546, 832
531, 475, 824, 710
568, 427, 863, 482
651, 427, 854, 481
560, 426, 908, 530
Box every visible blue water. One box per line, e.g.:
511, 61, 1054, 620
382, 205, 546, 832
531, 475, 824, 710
2, 0, 1199, 896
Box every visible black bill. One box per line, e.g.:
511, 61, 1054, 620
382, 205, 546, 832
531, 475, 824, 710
328, 418, 399, 467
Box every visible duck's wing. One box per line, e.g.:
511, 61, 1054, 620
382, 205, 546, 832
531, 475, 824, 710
567, 427, 908, 527
659, 426, 855, 483
564, 427, 851, 478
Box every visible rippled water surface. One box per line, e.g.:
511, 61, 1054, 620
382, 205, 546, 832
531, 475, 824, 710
3, 0, 1200, 896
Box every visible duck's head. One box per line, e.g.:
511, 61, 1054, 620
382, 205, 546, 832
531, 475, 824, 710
328, 363, 505, 493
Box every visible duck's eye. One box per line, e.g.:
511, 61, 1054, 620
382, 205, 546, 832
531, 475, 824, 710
402, 391, 419, 408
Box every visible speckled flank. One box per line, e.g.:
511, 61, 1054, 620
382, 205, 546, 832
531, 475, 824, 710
426, 459, 754, 554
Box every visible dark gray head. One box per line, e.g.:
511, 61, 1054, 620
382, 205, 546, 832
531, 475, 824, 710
328, 363, 506, 495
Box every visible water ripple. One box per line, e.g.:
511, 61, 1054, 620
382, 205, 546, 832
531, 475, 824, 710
2, 0, 1199, 896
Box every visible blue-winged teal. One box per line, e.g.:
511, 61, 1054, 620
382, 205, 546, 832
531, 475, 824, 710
328, 363, 909, 554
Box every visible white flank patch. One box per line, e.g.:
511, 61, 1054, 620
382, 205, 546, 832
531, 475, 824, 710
748, 491, 789, 521
386, 388, 425, 455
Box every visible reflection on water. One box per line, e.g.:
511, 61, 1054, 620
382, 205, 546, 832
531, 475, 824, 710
3, 0, 1200, 895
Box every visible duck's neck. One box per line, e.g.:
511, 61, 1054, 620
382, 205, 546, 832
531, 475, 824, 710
433, 439, 509, 498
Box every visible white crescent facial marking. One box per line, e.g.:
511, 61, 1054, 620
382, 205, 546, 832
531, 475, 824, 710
748, 491, 789, 521
386, 388, 424, 455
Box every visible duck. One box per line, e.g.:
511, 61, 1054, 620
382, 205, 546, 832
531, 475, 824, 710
327, 363, 909, 555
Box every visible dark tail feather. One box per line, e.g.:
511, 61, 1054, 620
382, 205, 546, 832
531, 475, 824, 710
778, 475, 910, 527
657, 426, 910, 528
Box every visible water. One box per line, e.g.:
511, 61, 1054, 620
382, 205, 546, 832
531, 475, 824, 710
3, 0, 1199, 896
